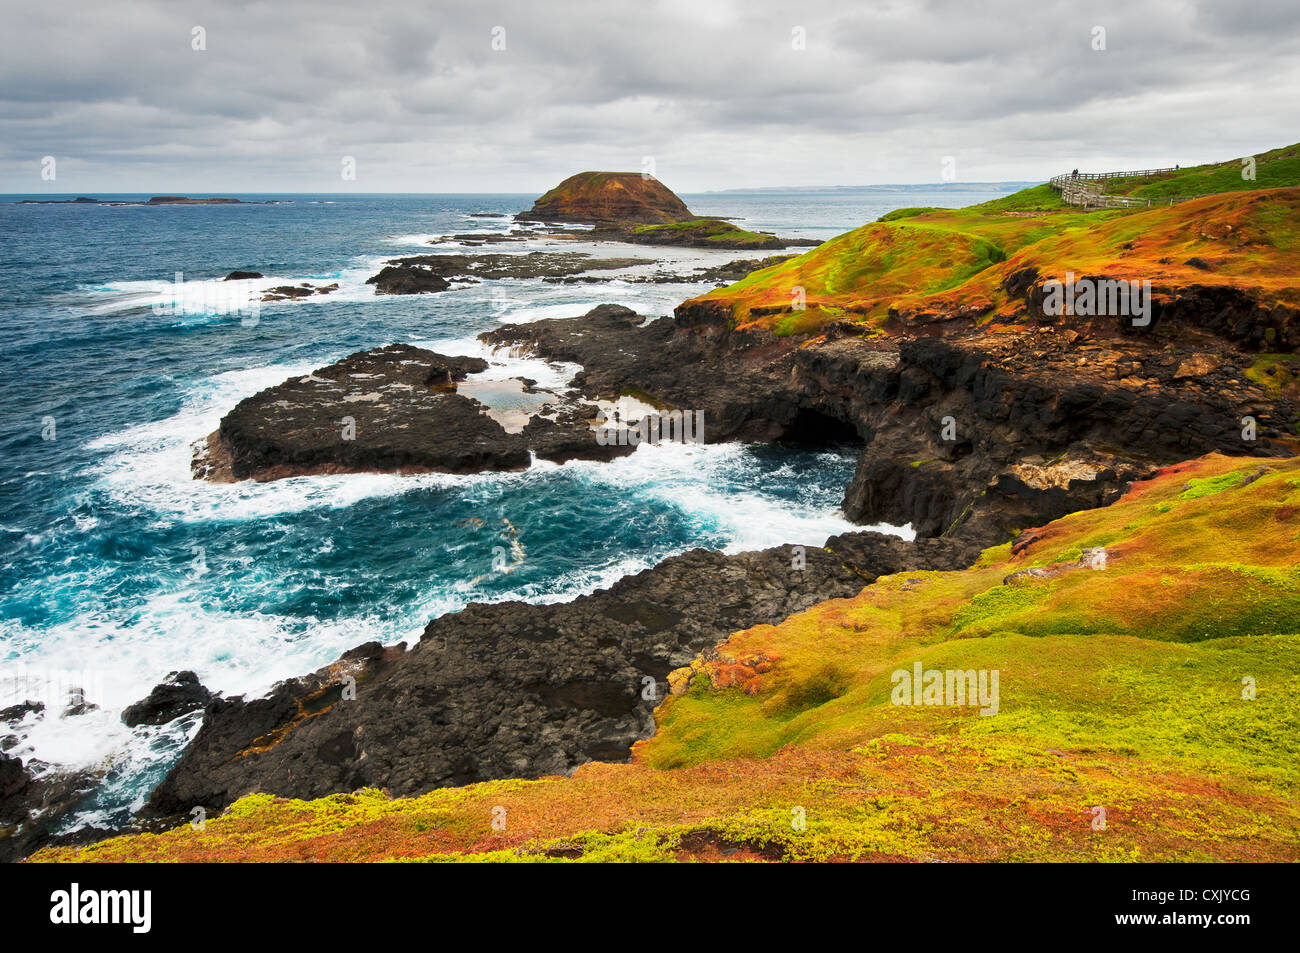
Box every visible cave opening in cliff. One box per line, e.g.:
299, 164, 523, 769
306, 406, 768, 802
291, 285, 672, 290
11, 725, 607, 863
778, 408, 862, 447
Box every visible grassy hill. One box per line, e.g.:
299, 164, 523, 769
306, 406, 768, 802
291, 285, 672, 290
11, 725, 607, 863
34, 454, 1300, 862
686, 145, 1300, 337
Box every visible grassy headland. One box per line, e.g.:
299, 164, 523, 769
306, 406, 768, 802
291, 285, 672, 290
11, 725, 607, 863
686, 145, 1300, 336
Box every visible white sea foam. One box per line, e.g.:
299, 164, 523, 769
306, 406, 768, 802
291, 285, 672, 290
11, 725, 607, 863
567, 441, 902, 552
0, 597, 438, 822
81, 259, 385, 318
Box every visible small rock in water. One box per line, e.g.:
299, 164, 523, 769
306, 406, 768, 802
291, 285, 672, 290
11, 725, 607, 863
61, 689, 99, 718
122, 671, 215, 727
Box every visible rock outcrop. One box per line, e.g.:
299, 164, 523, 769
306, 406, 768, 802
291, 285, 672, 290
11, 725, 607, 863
1, 700, 100, 863
122, 672, 215, 728
504, 298, 1292, 537
366, 251, 647, 293
511, 172, 814, 247
192, 343, 632, 483
592, 220, 820, 250
366, 265, 451, 295
144, 531, 978, 818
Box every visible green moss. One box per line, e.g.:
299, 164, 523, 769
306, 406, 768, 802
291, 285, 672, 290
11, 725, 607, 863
616, 387, 671, 409
1246, 354, 1300, 396
1180, 470, 1252, 500
948, 579, 1057, 635
688, 141, 1300, 337
769, 663, 852, 713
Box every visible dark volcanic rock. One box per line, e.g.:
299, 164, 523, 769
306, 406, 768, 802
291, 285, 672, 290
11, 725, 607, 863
365, 265, 450, 295
693, 255, 800, 284
61, 689, 99, 718
0, 701, 43, 725
0, 752, 98, 863
264, 285, 312, 298
484, 300, 1295, 541
261, 281, 339, 302
540, 254, 801, 286
146, 195, 242, 205
480, 304, 808, 446
194, 344, 523, 481
371, 252, 647, 286
514, 396, 640, 465
122, 671, 215, 727
193, 343, 631, 482
224, 270, 263, 281
144, 532, 978, 817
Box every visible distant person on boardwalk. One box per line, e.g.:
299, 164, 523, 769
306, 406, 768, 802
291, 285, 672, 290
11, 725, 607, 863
1072, 168, 1079, 177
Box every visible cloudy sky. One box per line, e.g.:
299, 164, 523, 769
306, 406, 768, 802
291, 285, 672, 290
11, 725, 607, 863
2, 0, 1297, 194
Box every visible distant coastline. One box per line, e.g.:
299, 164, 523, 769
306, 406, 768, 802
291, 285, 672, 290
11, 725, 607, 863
14, 195, 288, 205
699, 180, 1037, 194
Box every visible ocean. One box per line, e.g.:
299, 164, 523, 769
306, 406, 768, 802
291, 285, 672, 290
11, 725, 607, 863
0, 186, 1014, 829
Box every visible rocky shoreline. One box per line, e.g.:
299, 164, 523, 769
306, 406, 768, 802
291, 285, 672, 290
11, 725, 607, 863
143, 531, 979, 819
365, 246, 809, 295
138, 270, 1295, 839
8, 271, 1295, 858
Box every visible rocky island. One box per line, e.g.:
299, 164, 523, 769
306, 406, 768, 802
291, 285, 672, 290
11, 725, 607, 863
16, 195, 281, 205
516, 171, 695, 225
363, 173, 818, 295
516, 170, 819, 249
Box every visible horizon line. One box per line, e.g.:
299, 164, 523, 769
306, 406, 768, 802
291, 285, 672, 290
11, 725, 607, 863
0, 180, 1039, 197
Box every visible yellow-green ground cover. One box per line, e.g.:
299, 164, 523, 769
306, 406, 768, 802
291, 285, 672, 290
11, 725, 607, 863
34, 454, 1300, 862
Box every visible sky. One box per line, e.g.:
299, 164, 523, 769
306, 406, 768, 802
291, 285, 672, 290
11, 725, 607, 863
2, 0, 1297, 194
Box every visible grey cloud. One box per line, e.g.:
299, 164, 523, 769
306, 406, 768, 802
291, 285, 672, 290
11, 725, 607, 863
0, 0, 1294, 192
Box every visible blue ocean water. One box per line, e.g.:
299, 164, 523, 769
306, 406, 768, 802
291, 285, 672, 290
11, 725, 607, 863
0, 187, 1011, 827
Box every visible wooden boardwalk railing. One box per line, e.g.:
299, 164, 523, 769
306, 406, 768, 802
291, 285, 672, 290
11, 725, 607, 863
1048, 167, 1214, 209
